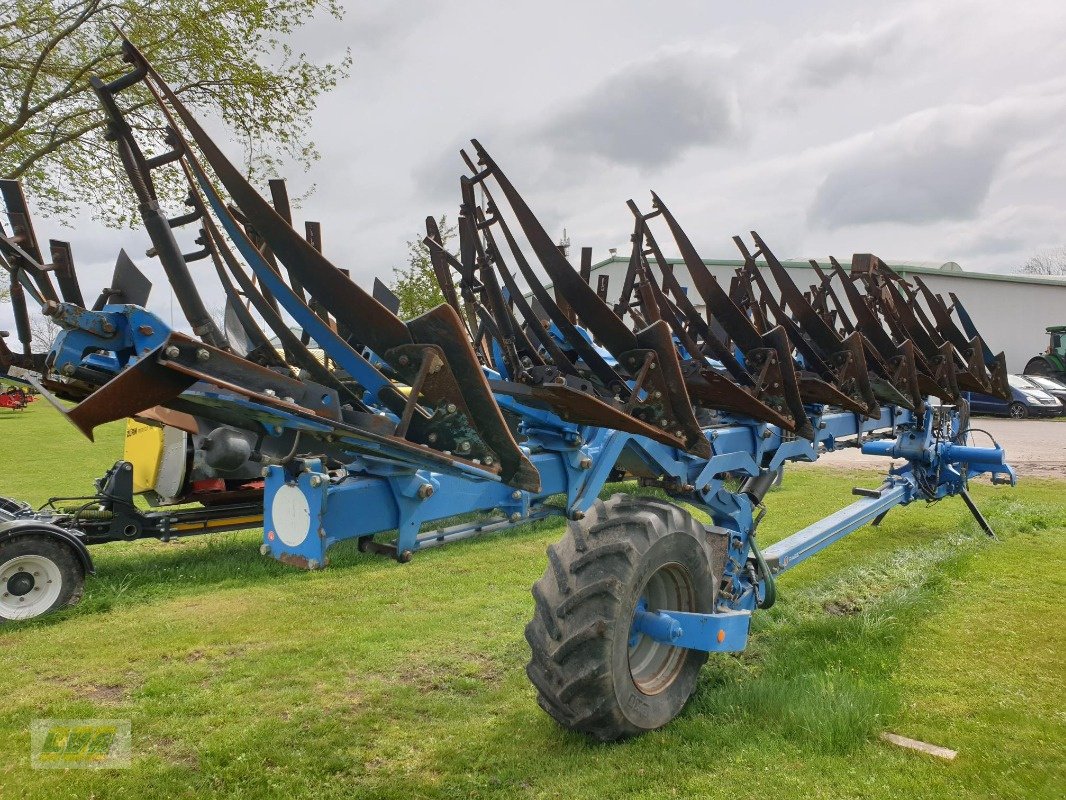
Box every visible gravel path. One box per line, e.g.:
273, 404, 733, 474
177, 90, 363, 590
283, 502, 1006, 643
796, 418, 1066, 479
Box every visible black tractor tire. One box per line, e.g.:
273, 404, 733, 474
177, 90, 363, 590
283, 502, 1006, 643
1008, 402, 1028, 419
1023, 356, 1053, 378
525, 494, 722, 741
0, 536, 85, 622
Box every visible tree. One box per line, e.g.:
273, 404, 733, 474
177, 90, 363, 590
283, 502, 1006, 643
390, 215, 456, 320
0, 1, 350, 224
30, 312, 59, 351
1019, 247, 1066, 276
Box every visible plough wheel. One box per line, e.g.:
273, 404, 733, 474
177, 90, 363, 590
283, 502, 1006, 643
525, 495, 721, 741
0, 535, 84, 622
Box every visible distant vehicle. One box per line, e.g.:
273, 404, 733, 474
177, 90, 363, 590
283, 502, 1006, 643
1024, 325, 1066, 382
965, 374, 1063, 419
1023, 374, 1066, 409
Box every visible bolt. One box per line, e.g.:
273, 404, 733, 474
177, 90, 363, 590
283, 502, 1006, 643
283, 396, 295, 404
675, 430, 683, 438
196, 348, 210, 362
164, 345, 180, 359
261, 467, 270, 478
579, 457, 592, 470
61, 363, 75, 376
138, 325, 155, 336
458, 440, 472, 453
660, 419, 668, 428
483, 456, 494, 465
264, 389, 277, 397
511, 490, 522, 500
260, 544, 271, 556
398, 355, 409, 366
445, 403, 457, 414
510, 512, 521, 523
309, 475, 323, 488
101, 321, 115, 334
418, 483, 434, 499
307, 559, 320, 570
653, 391, 662, 399
427, 433, 438, 443
570, 510, 585, 521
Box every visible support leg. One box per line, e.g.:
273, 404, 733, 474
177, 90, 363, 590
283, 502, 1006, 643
959, 489, 996, 539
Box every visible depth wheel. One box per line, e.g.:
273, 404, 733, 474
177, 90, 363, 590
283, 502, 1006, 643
525, 494, 721, 741
0, 536, 84, 622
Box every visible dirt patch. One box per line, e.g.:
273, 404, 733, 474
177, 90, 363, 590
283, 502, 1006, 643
83, 683, 127, 704
397, 651, 503, 693
150, 737, 200, 770
824, 599, 862, 616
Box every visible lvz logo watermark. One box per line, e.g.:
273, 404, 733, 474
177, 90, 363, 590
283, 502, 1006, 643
31, 719, 131, 769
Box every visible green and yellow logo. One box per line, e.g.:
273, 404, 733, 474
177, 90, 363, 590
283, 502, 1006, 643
31, 719, 131, 769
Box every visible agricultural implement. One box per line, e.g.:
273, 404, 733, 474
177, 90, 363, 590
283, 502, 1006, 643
0, 39, 1016, 740
0, 384, 34, 411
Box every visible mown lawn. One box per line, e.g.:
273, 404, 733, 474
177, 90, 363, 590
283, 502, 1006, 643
0, 402, 1063, 799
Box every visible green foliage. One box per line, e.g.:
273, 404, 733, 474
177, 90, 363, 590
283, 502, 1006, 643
390, 214, 455, 320
0, 0, 351, 225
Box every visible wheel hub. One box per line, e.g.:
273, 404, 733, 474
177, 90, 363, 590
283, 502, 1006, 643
0, 554, 62, 619
628, 562, 695, 695
6, 570, 35, 597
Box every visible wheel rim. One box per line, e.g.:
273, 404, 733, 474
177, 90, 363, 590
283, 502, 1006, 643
628, 562, 695, 695
1010, 404, 1025, 418
0, 554, 63, 620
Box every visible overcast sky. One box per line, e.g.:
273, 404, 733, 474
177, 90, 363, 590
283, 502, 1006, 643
5, 0, 1066, 333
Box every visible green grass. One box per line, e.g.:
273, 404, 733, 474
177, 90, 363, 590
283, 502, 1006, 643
0, 403, 1063, 798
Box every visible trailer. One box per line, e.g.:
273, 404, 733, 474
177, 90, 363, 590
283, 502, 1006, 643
0, 38, 1016, 740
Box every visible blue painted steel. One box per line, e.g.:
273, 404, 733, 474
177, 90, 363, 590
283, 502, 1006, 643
760, 481, 910, 574
49, 303, 171, 378
631, 601, 684, 644
630, 603, 751, 653
189, 161, 396, 401
661, 610, 751, 653
36, 294, 1015, 660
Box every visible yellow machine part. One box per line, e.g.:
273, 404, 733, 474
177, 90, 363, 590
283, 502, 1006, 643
124, 420, 166, 494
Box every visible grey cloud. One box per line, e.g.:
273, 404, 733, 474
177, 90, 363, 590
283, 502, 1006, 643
535, 51, 743, 169
809, 118, 1014, 228
792, 21, 904, 90
410, 139, 474, 206
283, 1, 436, 62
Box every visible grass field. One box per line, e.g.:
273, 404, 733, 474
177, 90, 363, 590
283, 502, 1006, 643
0, 402, 1063, 799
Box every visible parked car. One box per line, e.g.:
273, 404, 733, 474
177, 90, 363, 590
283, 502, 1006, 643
1022, 374, 1066, 409
965, 374, 1063, 418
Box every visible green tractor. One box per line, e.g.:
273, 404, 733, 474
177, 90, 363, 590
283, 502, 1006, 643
1024, 325, 1066, 381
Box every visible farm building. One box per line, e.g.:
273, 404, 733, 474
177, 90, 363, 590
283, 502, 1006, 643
553, 256, 1066, 373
